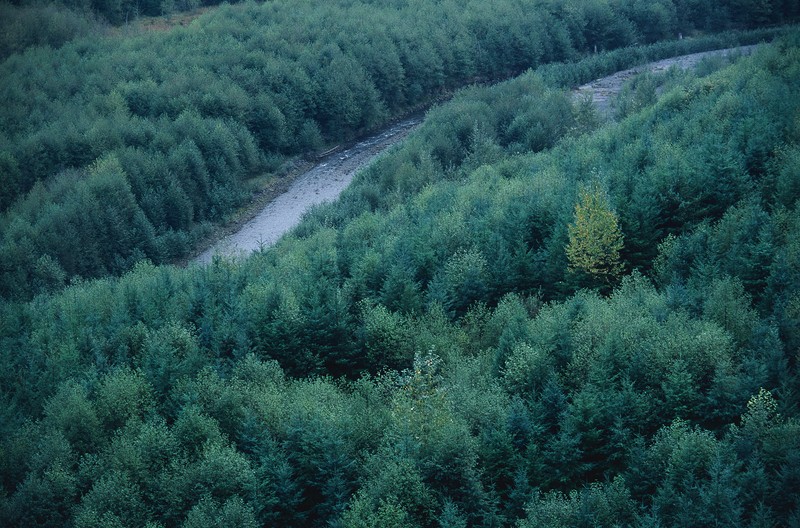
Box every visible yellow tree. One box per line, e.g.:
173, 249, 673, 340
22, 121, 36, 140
566, 182, 624, 287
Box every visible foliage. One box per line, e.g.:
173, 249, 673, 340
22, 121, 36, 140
0, 2, 100, 60
1, 13, 800, 528
566, 181, 625, 288
0, 0, 795, 300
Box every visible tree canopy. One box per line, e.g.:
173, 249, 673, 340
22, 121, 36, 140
0, 0, 794, 300
2, 2, 800, 526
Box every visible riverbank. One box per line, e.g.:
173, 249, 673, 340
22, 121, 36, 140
193, 116, 422, 263
191, 44, 761, 265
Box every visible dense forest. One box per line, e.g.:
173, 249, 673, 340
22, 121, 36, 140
1, 0, 799, 300
2, 0, 800, 526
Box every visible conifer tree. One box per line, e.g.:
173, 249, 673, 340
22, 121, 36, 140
566, 181, 624, 289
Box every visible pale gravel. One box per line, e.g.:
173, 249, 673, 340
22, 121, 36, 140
572, 45, 759, 117
194, 117, 421, 264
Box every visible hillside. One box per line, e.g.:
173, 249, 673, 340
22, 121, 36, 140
0, 0, 795, 300
1, 22, 799, 526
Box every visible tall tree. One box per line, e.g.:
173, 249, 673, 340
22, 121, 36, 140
565, 181, 624, 290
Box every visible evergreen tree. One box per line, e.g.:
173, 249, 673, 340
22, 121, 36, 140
565, 181, 624, 290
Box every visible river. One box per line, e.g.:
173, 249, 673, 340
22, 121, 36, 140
195, 45, 756, 264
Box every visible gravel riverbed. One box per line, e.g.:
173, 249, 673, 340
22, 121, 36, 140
195, 46, 757, 264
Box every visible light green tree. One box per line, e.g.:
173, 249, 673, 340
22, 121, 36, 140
566, 182, 624, 287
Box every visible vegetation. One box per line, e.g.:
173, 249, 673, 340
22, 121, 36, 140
566, 181, 625, 289
1, 0, 797, 300
2, 4, 800, 520
0, 2, 101, 59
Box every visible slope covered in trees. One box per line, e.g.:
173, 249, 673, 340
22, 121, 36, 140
1, 30, 799, 526
1, 0, 796, 300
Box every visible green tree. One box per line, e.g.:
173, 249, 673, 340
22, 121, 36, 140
342, 494, 415, 528
565, 182, 624, 289
94, 367, 156, 432
427, 248, 491, 318
42, 381, 102, 455
73, 471, 149, 528
0, 152, 22, 211
182, 496, 258, 528
2, 430, 79, 527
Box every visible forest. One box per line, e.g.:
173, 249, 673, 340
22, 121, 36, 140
1, 0, 798, 300
2, 0, 800, 526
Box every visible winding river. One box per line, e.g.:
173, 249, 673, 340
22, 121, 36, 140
194, 45, 757, 264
